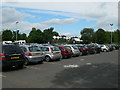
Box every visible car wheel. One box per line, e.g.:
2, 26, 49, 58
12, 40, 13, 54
45, 56, 51, 62
38, 61, 43, 64
18, 64, 24, 69
24, 58, 29, 65
103, 49, 107, 52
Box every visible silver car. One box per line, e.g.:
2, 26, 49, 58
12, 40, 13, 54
38, 45, 62, 62
20, 45, 45, 65
64, 44, 80, 56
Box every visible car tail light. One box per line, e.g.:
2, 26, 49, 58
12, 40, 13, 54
90, 49, 94, 50
106, 47, 109, 48
50, 47, 53, 53
0, 53, 6, 60
82, 48, 86, 50
28, 52, 32, 56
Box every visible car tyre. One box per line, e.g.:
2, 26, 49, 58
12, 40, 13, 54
45, 56, 51, 62
24, 58, 29, 65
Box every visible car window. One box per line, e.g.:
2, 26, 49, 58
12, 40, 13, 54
39, 47, 49, 51
72, 46, 78, 50
20, 46, 27, 52
28, 46, 41, 52
51, 47, 59, 51
64, 46, 71, 50
59, 47, 64, 50
3, 45, 23, 54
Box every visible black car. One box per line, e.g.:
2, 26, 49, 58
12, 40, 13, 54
91, 45, 101, 53
76, 45, 88, 55
86, 45, 95, 54
0, 44, 25, 70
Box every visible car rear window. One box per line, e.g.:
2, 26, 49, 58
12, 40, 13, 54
72, 46, 78, 50
64, 46, 71, 50
3, 45, 23, 54
39, 47, 49, 51
51, 47, 59, 51
28, 46, 41, 52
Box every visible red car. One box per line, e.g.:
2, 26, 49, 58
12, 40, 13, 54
57, 46, 73, 59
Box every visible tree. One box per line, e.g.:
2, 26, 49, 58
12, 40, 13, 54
80, 28, 94, 44
95, 28, 106, 44
43, 27, 55, 43
28, 28, 43, 43
2, 30, 13, 41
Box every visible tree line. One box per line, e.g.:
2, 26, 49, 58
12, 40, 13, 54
80, 28, 120, 44
1, 27, 120, 44
2, 27, 59, 44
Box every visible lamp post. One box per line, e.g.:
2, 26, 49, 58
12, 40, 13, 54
110, 24, 113, 44
16, 21, 19, 41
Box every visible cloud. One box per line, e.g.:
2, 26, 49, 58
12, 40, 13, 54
41, 18, 78, 25
0, 8, 35, 24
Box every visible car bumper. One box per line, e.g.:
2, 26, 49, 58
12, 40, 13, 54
27, 56, 45, 62
50, 54, 62, 60
2, 59, 25, 68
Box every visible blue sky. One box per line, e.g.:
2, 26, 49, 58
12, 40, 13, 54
0, 2, 118, 37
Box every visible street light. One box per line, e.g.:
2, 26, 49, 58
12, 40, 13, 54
110, 24, 113, 44
16, 21, 19, 41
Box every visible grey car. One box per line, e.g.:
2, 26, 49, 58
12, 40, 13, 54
64, 44, 80, 56
38, 45, 62, 62
20, 45, 45, 65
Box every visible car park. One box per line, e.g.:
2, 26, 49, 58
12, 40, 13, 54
20, 45, 45, 65
56, 45, 73, 59
1, 44, 25, 70
64, 45, 80, 57
38, 45, 62, 62
90, 45, 101, 53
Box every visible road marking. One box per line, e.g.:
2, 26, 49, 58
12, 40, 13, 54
86, 63, 92, 65
80, 59, 84, 61
25, 66, 40, 70
64, 64, 79, 68
0, 74, 6, 78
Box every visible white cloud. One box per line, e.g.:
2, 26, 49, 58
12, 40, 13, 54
42, 18, 78, 25
0, 8, 35, 24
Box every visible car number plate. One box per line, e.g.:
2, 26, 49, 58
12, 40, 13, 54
35, 53, 41, 55
56, 52, 60, 55
11, 57, 19, 59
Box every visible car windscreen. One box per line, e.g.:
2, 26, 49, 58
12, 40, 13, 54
29, 46, 41, 52
3, 45, 23, 54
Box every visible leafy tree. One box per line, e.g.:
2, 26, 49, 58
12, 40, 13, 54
95, 28, 106, 44
80, 28, 94, 44
2, 30, 13, 41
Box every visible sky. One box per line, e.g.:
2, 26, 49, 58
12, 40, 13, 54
0, 0, 119, 37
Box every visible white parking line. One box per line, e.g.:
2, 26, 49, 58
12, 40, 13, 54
80, 59, 84, 61
0, 74, 6, 78
86, 63, 92, 65
25, 66, 40, 70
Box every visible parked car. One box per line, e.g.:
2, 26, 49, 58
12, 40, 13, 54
20, 45, 45, 65
56, 45, 73, 58
86, 45, 95, 54
100, 45, 110, 52
1, 44, 25, 70
76, 45, 88, 55
64, 45, 80, 57
38, 45, 62, 62
90, 45, 101, 53
106, 44, 113, 51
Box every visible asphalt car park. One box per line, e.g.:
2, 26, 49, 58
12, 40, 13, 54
1, 49, 119, 88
